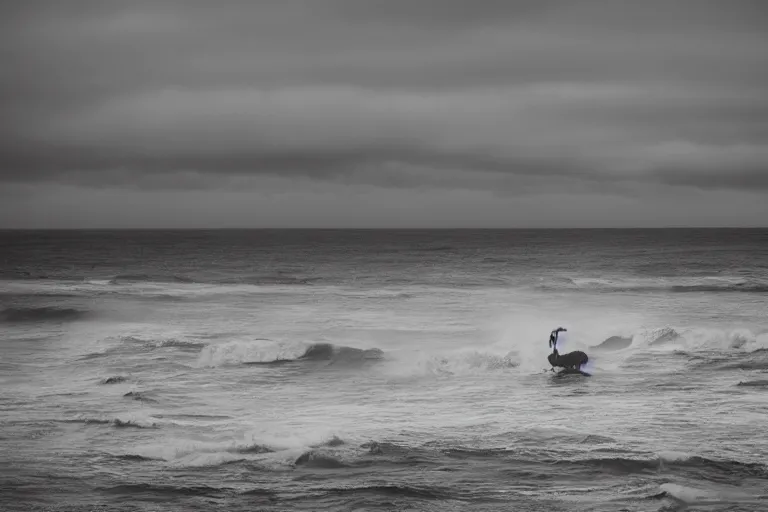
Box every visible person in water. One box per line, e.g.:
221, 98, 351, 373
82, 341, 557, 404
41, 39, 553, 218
549, 327, 567, 356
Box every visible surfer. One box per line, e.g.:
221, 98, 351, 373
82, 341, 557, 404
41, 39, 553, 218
549, 327, 567, 356
546, 327, 589, 374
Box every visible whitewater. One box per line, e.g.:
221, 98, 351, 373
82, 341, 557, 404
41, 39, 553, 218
1, 229, 767, 511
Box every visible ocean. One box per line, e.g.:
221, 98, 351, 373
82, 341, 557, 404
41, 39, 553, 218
1, 228, 767, 511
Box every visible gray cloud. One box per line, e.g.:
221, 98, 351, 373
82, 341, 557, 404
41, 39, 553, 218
1, 0, 767, 198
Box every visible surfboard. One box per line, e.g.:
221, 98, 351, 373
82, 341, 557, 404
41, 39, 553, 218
554, 368, 591, 377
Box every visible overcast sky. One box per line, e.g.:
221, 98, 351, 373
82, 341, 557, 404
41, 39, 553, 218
1, 0, 766, 228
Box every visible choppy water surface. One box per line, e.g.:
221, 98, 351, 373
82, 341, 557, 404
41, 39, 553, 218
1, 229, 767, 511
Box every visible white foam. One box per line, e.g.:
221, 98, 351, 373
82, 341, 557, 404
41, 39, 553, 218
377, 348, 518, 379
66, 410, 164, 429
195, 338, 308, 367
657, 450, 695, 463
660, 483, 752, 505
575, 324, 768, 356
130, 427, 342, 468
483, 306, 647, 373
655, 327, 766, 352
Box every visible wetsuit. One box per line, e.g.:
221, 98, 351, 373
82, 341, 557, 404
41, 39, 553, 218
549, 327, 566, 355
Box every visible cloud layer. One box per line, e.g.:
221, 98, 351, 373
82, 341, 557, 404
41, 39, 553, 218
1, 0, 767, 226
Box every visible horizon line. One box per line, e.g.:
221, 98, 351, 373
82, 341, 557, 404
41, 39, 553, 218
1, 226, 766, 231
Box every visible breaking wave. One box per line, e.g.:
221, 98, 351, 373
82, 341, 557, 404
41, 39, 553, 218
125, 430, 344, 467
120, 335, 206, 350
194, 327, 766, 377
196, 340, 384, 368
196, 337, 523, 380
293, 450, 349, 469
589, 327, 768, 353
299, 343, 384, 362
659, 482, 764, 507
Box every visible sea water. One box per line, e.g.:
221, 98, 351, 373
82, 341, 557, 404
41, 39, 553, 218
1, 229, 767, 511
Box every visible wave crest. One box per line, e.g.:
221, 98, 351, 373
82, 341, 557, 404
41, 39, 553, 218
737, 379, 768, 388
558, 452, 768, 478
591, 327, 768, 353
660, 482, 760, 506
294, 450, 349, 468
127, 430, 342, 467
59, 413, 160, 429
196, 340, 384, 368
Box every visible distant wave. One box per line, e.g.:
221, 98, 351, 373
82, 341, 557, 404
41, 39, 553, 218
294, 450, 349, 469
109, 273, 196, 284
123, 391, 158, 403
217, 274, 321, 286
58, 416, 159, 429
319, 484, 452, 501
113, 454, 161, 462
0, 306, 90, 323
100, 483, 231, 497
110, 273, 321, 286
535, 276, 768, 294
736, 380, 768, 388
0, 291, 80, 299
671, 283, 768, 293
3, 271, 323, 288
556, 452, 768, 479
101, 375, 128, 384
0, 269, 49, 280
102, 482, 278, 505
698, 351, 768, 372
416, 245, 455, 252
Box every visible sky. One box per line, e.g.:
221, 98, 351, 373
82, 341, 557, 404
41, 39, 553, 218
1, 0, 767, 228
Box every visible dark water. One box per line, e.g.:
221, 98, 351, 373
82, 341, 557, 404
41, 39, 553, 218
1, 229, 767, 511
